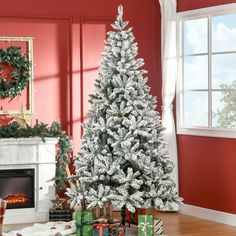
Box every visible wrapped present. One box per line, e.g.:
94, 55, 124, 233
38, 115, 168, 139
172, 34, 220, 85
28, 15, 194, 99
138, 214, 154, 236
126, 208, 146, 225
49, 209, 73, 222
154, 218, 163, 235
0, 199, 7, 223
93, 223, 110, 236
93, 202, 113, 223
0, 199, 7, 236
109, 226, 125, 236
76, 210, 94, 236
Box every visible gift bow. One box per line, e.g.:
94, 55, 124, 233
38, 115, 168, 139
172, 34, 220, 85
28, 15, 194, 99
138, 216, 153, 236
94, 223, 109, 236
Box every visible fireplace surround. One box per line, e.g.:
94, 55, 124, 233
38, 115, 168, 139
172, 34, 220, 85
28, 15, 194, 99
0, 137, 58, 224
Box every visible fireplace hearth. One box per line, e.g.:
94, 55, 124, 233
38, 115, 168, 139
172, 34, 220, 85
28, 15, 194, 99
0, 169, 35, 209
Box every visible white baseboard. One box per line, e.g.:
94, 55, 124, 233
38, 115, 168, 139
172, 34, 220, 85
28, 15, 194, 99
180, 204, 236, 227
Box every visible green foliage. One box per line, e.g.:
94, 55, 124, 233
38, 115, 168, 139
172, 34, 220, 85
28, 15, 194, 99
216, 80, 236, 128
0, 120, 73, 191
0, 46, 31, 99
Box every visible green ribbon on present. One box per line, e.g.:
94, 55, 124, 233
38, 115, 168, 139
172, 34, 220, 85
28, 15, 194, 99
138, 215, 153, 236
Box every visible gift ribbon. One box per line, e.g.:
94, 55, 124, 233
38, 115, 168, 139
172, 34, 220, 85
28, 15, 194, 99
94, 223, 109, 236
138, 215, 153, 236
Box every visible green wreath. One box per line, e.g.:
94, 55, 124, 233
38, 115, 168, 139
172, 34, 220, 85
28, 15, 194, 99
0, 46, 31, 99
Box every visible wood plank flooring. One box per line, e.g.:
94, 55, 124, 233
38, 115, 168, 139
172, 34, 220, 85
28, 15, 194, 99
113, 210, 236, 236
150, 211, 236, 236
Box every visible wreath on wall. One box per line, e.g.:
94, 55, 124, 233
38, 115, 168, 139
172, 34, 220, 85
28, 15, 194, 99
0, 46, 31, 99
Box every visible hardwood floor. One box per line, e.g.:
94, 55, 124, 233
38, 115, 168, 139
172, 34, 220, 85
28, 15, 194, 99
114, 210, 236, 236
152, 211, 236, 236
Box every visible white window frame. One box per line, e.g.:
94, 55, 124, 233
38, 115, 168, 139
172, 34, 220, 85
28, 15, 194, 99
177, 3, 236, 139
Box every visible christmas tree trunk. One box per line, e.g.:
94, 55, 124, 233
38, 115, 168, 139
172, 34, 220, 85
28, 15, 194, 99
121, 205, 126, 226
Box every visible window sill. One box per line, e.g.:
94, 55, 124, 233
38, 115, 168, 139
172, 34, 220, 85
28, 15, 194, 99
177, 127, 236, 139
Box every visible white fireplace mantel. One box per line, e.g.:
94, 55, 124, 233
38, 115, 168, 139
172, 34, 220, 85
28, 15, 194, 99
0, 137, 58, 224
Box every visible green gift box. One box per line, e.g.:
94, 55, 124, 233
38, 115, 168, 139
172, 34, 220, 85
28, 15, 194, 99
76, 210, 94, 236
76, 225, 93, 236
93, 223, 110, 236
138, 214, 154, 236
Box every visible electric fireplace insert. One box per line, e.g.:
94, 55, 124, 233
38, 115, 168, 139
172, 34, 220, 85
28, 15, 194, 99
0, 169, 35, 209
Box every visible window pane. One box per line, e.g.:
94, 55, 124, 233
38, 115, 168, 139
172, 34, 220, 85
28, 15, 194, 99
212, 13, 236, 52
184, 91, 208, 127
183, 18, 208, 55
184, 56, 208, 89
212, 91, 236, 129
212, 54, 236, 89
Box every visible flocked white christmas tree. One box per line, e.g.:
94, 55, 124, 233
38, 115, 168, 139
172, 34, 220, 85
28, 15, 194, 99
67, 5, 182, 213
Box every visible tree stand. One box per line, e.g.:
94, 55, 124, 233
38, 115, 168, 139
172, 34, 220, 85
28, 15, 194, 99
120, 205, 126, 226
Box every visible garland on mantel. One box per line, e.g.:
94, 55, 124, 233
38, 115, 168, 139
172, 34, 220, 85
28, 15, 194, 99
0, 120, 73, 191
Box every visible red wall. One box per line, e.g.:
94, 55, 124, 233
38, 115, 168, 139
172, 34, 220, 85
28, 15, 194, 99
177, 0, 236, 214
0, 0, 161, 153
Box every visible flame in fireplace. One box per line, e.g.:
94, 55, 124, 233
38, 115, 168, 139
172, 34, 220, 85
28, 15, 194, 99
4, 194, 30, 205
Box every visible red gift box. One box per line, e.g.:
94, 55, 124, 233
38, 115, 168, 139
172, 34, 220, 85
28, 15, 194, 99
109, 226, 125, 236
126, 208, 146, 225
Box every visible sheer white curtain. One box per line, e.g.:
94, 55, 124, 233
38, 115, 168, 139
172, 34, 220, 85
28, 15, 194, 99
159, 0, 179, 209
